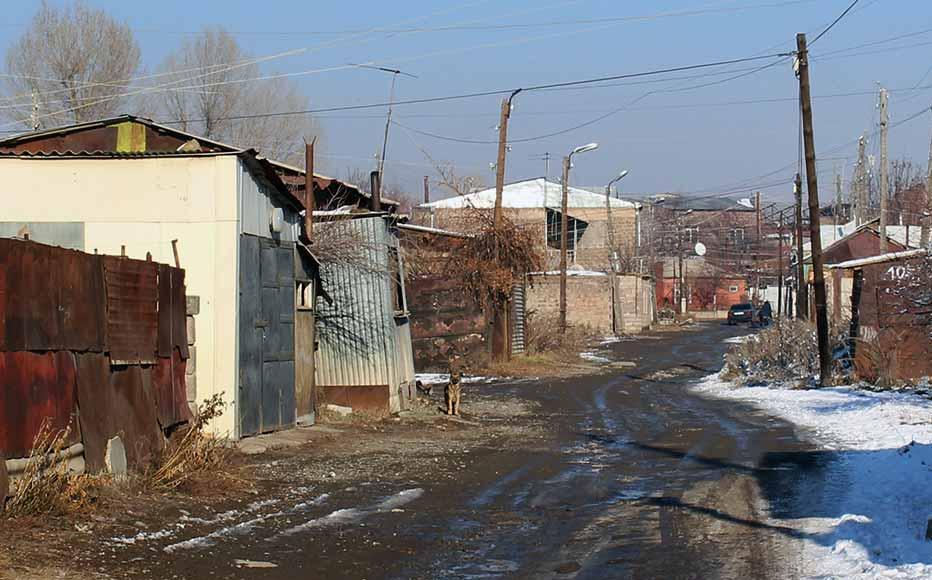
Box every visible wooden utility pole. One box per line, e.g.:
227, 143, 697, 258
491, 89, 521, 360
423, 176, 430, 204
304, 140, 315, 241
778, 214, 784, 318
921, 129, 932, 248
794, 172, 808, 319
878, 87, 889, 253
796, 32, 831, 387
559, 156, 571, 332
493, 89, 521, 229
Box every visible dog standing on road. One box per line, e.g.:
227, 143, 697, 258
444, 370, 462, 416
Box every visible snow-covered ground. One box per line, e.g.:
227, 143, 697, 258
694, 374, 932, 579
415, 373, 504, 385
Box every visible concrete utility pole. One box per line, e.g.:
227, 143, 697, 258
493, 89, 522, 229
796, 32, 831, 387
605, 170, 629, 335
834, 166, 843, 228
30, 90, 39, 131
921, 129, 932, 248
879, 88, 890, 253
778, 213, 784, 318
854, 135, 867, 225
559, 143, 599, 333
423, 176, 430, 205
794, 172, 808, 319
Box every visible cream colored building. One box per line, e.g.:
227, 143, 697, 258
414, 178, 640, 272
0, 150, 308, 438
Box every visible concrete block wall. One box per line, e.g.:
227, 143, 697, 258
186, 295, 199, 412
526, 274, 613, 333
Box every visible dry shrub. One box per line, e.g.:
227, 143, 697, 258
723, 319, 820, 382
442, 209, 544, 307
525, 312, 597, 357
149, 395, 235, 491
854, 329, 904, 388
3, 422, 92, 518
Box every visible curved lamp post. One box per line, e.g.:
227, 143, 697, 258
559, 143, 599, 333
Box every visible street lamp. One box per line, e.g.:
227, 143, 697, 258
559, 142, 599, 333
605, 169, 630, 336
605, 169, 630, 271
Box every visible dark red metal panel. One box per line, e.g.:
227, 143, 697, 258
75, 353, 164, 472
151, 350, 191, 430
60, 249, 106, 351
157, 265, 189, 359
103, 257, 158, 364
0, 351, 80, 459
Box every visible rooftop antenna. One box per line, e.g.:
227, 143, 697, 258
349, 63, 417, 203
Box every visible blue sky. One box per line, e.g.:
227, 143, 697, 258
3, 0, 931, 203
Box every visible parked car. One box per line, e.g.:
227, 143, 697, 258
727, 303, 755, 325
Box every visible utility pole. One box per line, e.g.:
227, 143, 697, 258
423, 176, 430, 204
778, 213, 784, 318
30, 90, 39, 131
854, 136, 867, 225
921, 129, 932, 248
560, 156, 571, 332
796, 32, 831, 387
493, 89, 521, 229
834, 166, 843, 228
879, 87, 889, 253
303, 139, 316, 242
794, 172, 808, 319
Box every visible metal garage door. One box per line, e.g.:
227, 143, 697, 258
239, 234, 296, 436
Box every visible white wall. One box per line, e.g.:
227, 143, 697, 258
0, 155, 240, 435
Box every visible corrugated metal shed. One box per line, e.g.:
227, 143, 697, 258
314, 216, 413, 413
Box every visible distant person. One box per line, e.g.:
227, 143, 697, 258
759, 300, 773, 326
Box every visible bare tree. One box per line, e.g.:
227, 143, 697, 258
148, 27, 321, 165
3, 0, 141, 128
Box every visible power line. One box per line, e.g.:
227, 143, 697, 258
810, 0, 860, 46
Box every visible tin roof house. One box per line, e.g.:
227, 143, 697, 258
0, 117, 323, 438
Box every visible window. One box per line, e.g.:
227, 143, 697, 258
728, 285, 739, 293
727, 228, 745, 245
546, 208, 589, 253
684, 227, 699, 244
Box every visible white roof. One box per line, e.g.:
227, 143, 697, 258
419, 178, 637, 210
830, 248, 928, 269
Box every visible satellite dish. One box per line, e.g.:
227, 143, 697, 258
695, 242, 707, 256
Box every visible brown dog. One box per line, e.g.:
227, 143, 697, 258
444, 370, 462, 416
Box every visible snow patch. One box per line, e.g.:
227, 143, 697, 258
580, 351, 611, 364
415, 373, 500, 385
275, 488, 425, 539
694, 375, 932, 578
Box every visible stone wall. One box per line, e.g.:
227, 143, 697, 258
524, 273, 652, 335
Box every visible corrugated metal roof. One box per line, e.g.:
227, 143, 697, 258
419, 178, 637, 210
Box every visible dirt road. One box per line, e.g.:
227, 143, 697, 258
53, 323, 828, 579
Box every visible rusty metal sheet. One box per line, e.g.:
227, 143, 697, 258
75, 353, 164, 472
0, 239, 106, 352
317, 385, 390, 415
103, 257, 158, 364
156, 265, 188, 359
0, 351, 80, 459
151, 351, 190, 430
60, 249, 106, 351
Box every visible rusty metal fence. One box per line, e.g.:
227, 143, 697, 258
0, 238, 190, 470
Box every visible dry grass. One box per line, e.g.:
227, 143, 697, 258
525, 312, 596, 358
148, 394, 242, 492
723, 319, 821, 383
2, 422, 95, 518
854, 329, 906, 388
